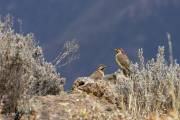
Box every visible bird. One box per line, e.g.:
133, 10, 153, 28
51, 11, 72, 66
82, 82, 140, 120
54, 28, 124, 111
89, 64, 107, 80
114, 48, 131, 76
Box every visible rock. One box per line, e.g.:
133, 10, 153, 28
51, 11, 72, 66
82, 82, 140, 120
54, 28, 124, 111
0, 73, 127, 120
73, 77, 118, 104
73, 74, 130, 110
14, 74, 128, 120
19, 93, 124, 120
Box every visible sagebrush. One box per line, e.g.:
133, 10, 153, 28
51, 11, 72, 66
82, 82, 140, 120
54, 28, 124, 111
0, 16, 65, 113
116, 46, 180, 119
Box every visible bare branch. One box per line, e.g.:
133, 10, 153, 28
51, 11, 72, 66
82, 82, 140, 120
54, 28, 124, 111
53, 39, 80, 68
167, 32, 173, 65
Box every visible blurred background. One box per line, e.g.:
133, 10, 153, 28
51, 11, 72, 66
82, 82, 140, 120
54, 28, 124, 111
0, 0, 180, 90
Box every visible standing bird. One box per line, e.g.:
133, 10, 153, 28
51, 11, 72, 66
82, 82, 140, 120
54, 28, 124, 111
90, 64, 107, 80
114, 48, 131, 76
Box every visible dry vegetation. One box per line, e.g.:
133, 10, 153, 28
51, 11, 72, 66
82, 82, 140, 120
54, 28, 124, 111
0, 16, 66, 113
53, 39, 80, 68
117, 46, 180, 119
73, 45, 180, 120
0, 15, 179, 120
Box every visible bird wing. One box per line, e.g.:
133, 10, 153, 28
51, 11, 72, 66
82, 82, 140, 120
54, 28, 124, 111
116, 54, 130, 69
90, 70, 103, 79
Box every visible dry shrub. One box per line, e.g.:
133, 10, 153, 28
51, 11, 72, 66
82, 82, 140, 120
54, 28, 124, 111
0, 16, 65, 113
53, 39, 80, 68
116, 46, 180, 119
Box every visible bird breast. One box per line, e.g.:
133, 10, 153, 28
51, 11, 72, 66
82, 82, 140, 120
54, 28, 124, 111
116, 53, 130, 69
90, 70, 104, 79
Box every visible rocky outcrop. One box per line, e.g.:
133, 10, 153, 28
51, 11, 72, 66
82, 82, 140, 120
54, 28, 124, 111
0, 71, 179, 120
72, 76, 128, 109
20, 93, 124, 120
18, 73, 126, 120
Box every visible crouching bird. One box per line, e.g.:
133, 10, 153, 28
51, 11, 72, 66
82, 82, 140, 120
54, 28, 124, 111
114, 48, 131, 76
90, 64, 107, 80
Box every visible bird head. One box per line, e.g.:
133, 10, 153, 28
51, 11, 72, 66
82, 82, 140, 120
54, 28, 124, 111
97, 64, 107, 71
114, 48, 124, 54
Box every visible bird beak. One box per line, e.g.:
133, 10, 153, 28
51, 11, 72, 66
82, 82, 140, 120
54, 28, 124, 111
105, 65, 112, 68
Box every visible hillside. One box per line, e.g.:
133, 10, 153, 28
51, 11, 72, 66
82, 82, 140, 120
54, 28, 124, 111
0, 17, 180, 120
